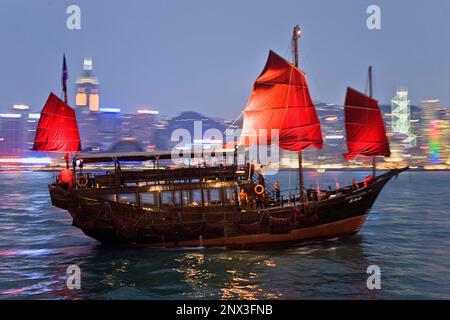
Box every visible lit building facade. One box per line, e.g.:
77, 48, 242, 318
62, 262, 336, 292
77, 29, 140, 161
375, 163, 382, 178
75, 58, 100, 112
420, 99, 440, 164
391, 89, 411, 134
391, 89, 416, 147
0, 104, 36, 158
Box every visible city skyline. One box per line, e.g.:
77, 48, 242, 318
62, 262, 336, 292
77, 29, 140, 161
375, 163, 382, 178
1, 0, 450, 118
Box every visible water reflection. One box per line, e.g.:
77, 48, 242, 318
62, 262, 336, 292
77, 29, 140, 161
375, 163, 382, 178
0, 171, 449, 299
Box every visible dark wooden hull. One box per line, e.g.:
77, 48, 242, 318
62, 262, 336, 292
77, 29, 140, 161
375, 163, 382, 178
49, 168, 407, 248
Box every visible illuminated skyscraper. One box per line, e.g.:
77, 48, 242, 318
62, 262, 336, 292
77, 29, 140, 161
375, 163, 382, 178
75, 58, 100, 112
391, 89, 411, 134
391, 88, 416, 147
421, 99, 440, 164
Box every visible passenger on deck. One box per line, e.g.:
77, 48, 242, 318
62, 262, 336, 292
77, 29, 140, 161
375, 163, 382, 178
274, 180, 281, 202
239, 189, 248, 211
248, 162, 255, 181
78, 160, 83, 174
63, 153, 69, 169
257, 165, 265, 187
255, 194, 265, 210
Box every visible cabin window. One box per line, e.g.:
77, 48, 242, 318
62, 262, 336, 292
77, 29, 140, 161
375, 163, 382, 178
105, 194, 118, 202
119, 193, 136, 204
203, 188, 222, 206
182, 190, 190, 206
141, 192, 158, 207
161, 191, 181, 206
190, 190, 203, 206
224, 187, 237, 205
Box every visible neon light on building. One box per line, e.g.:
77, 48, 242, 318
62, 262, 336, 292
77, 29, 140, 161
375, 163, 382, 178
429, 120, 441, 164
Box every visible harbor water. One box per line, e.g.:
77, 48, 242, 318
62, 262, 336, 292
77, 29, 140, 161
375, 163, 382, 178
0, 170, 449, 299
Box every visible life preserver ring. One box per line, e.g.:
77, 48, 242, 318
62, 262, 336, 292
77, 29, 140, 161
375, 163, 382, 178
254, 184, 265, 195
77, 175, 88, 188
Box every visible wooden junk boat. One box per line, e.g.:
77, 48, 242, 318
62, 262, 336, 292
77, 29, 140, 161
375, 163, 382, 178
34, 27, 407, 248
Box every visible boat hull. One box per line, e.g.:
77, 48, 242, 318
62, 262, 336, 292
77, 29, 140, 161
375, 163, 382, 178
81, 214, 368, 248
49, 168, 406, 248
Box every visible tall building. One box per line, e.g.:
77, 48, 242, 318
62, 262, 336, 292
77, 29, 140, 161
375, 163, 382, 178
0, 114, 24, 157
391, 89, 411, 134
0, 105, 31, 157
98, 107, 122, 150
420, 99, 440, 164
75, 58, 100, 112
391, 89, 416, 148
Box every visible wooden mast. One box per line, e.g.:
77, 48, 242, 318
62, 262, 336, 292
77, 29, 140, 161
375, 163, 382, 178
62, 54, 68, 104
62, 54, 69, 169
368, 66, 376, 177
293, 25, 304, 201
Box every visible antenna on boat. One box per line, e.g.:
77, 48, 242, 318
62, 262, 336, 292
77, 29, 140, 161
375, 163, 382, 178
368, 66, 376, 177
292, 25, 305, 201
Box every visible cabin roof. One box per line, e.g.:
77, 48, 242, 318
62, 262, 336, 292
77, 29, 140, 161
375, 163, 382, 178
73, 149, 236, 164
73, 151, 175, 163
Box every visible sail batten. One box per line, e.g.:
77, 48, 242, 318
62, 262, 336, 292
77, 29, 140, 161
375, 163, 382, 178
240, 50, 323, 152
343, 87, 390, 160
32, 92, 81, 153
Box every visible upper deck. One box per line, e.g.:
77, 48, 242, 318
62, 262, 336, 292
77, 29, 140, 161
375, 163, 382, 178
71, 150, 249, 189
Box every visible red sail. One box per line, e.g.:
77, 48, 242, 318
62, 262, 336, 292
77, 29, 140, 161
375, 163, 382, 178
343, 87, 390, 160
240, 50, 323, 151
32, 93, 81, 152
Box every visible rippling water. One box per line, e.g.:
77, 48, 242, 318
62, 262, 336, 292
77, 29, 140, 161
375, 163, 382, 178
0, 170, 449, 300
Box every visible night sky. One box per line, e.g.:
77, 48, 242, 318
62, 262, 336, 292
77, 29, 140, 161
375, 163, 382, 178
1, 0, 449, 117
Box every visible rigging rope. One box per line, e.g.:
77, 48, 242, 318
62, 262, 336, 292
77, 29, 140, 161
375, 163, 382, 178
223, 111, 243, 136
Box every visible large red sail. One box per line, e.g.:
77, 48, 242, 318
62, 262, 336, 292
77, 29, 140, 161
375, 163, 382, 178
343, 87, 390, 160
240, 50, 323, 151
32, 92, 81, 152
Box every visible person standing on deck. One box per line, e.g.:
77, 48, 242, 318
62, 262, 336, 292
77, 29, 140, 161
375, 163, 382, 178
257, 165, 265, 188
239, 189, 248, 211
248, 162, 256, 181
274, 180, 281, 202
78, 159, 83, 175
63, 153, 69, 169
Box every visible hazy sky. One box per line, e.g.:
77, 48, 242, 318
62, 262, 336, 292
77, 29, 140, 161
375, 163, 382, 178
1, 0, 449, 118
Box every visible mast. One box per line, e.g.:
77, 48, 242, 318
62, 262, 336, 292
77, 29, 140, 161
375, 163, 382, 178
368, 66, 376, 177
62, 54, 68, 104
293, 25, 304, 200
62, 54, 69, 168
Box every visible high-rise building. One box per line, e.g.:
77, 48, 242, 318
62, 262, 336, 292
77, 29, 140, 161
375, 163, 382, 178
391, 89, 416, 148
75, 58, 100, 112
420, 99, 440, 164
0, 104, 31, 157
98, 107, 122, 150
391, 89, 411, 134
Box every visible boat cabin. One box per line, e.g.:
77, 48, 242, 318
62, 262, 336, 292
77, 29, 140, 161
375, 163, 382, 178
63, 151, 255, 213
